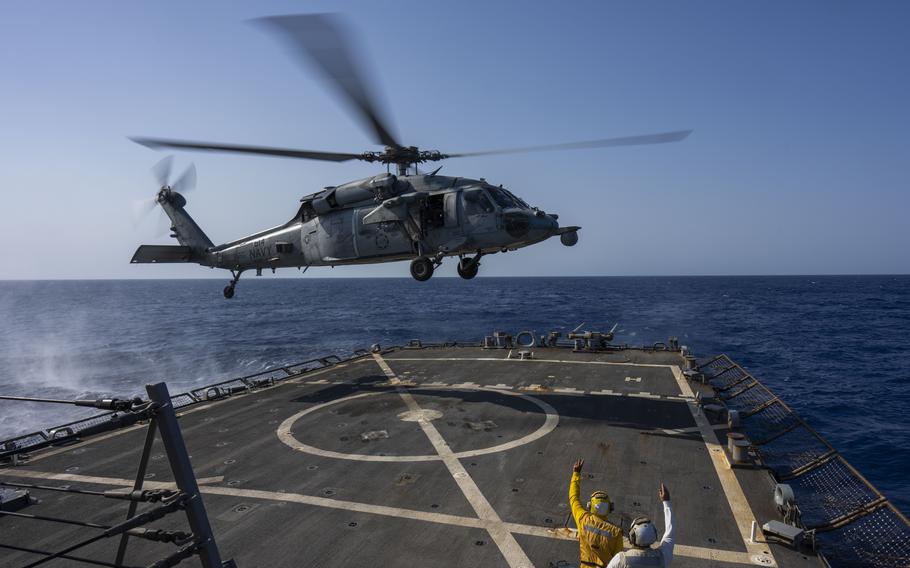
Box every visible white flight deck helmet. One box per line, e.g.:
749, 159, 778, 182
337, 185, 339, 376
629, 516, 658, 547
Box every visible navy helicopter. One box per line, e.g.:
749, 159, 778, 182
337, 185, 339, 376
131, 14, 691, 298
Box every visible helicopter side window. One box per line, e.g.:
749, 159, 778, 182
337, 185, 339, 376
463, 189, 495, 215
426, 194, 446, 228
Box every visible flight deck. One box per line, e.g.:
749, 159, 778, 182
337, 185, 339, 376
1, 338, 907, 567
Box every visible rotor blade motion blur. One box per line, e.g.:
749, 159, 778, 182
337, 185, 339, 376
446, 130, 693, 159
151, 156, 174, 188
253, 14, 400, 148
172, 162, 196, 194
131, 138, 363, 162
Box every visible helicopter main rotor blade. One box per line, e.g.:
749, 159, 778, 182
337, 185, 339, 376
131, 137, 363, 162
253, 14, 400, 149
446, 130, 693, 159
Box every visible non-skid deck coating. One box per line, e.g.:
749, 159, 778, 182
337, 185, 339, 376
0, 347, 817, 568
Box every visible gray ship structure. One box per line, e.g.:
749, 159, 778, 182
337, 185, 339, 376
1, 328, 908, 567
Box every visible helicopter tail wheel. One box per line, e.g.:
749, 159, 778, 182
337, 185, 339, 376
410, 257, 434, 282
457, 258, 479, 280
223, 285, 235, 299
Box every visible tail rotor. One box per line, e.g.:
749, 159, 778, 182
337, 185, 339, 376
133, 157, 196, 235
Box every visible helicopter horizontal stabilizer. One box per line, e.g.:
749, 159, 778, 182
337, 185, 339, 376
130, 245, 194, 264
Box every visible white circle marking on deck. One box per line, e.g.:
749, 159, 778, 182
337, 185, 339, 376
276, 388, 559, 462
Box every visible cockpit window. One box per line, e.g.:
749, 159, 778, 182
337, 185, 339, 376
503, 188, 529, 208
463, 189, 495, 214
487, 186, 522, 209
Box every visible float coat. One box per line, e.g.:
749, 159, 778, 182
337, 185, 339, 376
570, 471, 624, 567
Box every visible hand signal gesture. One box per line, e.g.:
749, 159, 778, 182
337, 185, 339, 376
573, 459, 585, 473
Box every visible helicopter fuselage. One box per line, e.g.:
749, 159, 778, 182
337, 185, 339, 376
145, 173, 578, 275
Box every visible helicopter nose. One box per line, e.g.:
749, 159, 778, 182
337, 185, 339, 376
527, 211, 558, 240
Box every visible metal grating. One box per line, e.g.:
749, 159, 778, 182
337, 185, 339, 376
710, 366, 751, 390
170, 393, 197, 409
788, 458, 882, 529
711, 355, 910, 565
740, 400, 800, 444
723, 383, 776, 414
816, 506, 910, 568
698, 355, 735, 376
753, 424, 830, 474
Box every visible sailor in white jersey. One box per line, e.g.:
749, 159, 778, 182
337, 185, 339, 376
606, 483, 674, 568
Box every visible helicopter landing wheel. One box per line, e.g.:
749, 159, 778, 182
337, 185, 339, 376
457, 258, 479, 280
223, 285, 235, 299
410, 257, 434, 282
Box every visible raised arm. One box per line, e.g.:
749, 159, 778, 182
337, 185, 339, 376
658, 483, 675, 562
569, 459, 586, 527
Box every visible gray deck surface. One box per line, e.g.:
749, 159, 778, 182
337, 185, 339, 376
0, 346, 818, 568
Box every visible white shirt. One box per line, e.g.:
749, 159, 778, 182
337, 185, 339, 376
606, 501, 674, 568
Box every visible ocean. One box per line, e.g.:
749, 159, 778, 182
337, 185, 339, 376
1, 276, 908, 513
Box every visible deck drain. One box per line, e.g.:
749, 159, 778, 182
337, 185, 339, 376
232, 504, 250, 513
545, 518, 553, 524
751, 555, 774, 566
430, 504, 439, 508
707, 537, 717, 544
512, 488, 519, 492
65, 466, 79, 472
144, 473, 156, 479
306, 465, 318, 471
151, 453, 165, 461
475, 540, 485, 546
340, 436, 350, 442
227, 480, 241, 486
323, 489, 336, 496
223, 459, 236, 465
348, 522, 358, 527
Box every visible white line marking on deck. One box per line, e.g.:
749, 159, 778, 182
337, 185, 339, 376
670, 366, 778, 566
0, 468, 757, 565
375, 353, 534, 568
276, 382, 558, 463
386, 356, 676, 369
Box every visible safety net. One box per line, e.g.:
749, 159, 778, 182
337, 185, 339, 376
698, 355, 910, 567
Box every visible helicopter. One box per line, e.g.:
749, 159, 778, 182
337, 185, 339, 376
130, 14, 691, 298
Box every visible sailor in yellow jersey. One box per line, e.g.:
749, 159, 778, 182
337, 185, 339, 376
569, 458, 624, 567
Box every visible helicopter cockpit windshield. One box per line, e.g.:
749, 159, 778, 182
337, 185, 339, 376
486, 186, 525, 210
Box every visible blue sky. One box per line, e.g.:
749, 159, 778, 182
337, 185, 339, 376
1, 1, 907, 278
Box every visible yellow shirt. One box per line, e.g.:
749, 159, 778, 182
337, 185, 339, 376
570, 471, 624, 567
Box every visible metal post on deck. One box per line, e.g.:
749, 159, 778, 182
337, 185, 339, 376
145, 382, 225, 568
